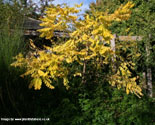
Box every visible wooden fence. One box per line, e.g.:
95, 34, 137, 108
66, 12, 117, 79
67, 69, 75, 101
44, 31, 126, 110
23, 29, 153, 97
110, 34, 152, 97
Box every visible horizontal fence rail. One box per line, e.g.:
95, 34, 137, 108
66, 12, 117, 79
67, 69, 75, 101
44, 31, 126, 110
118, 36, 143, 41
24, 30, 143, 41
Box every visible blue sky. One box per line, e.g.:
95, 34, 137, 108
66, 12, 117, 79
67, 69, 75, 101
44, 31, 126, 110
53, 0, 96, 15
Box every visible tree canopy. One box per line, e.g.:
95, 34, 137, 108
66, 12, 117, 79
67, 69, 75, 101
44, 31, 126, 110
12, 2, 143, 97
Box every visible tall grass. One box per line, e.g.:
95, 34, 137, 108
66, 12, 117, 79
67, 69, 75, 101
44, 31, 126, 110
0, 26, 24, 70
0, 2, 27, 117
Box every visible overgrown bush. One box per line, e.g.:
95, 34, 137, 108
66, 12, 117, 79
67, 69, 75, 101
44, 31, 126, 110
74, 85, 154, 125
33, 82, 154, 125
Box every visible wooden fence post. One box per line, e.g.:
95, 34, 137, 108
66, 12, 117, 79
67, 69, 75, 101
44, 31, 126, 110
146, 34, 153, 97
110, 34, 116, 59
142, 72, 147, 89
110, 34, 116, 73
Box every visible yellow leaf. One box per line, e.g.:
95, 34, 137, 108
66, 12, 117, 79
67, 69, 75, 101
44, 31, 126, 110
63, 77, 70, 90
74, 72, 82, 77
43, 78, 55, 89
29, 39, 36, 49
92, 29, 99, 35
29, 78, 42, 90
82, 34, 88, 41
126, 88, 129, 94
38, 70, 47, 77
74, 3, 83, 8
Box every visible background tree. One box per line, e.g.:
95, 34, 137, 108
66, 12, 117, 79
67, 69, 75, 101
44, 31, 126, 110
94, 0, 155, 97
20, 0, 54, 18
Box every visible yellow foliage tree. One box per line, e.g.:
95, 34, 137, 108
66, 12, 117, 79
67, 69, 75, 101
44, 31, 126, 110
11, 2, 143, 97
